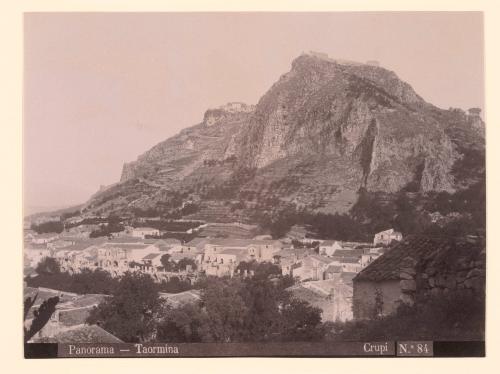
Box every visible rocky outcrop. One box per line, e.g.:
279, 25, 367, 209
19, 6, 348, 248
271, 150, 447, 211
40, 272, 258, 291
87, 52, 483, 215
203, 102, 255, 126
239, 53, 465, 194
118, 104, 254, 184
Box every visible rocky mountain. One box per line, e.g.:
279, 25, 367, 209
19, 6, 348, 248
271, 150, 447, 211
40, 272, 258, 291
83, 52, 484, 219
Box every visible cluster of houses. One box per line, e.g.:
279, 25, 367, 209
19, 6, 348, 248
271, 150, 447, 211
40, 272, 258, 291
24, 210, 487, 335
24, 222, 409, 323
25, 232, 484, 345
25, 231, 394, 281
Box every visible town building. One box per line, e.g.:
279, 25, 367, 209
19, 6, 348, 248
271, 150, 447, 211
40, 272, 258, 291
32, 233, 59, 244
285, 225, 318, 244
373, 228, 403, 246
94, 242, 161, 276
292, 254, 334, 281
319, 240, 343, 257
198, 238, 283, 277
287, 278, 353, 322
132, 227, 160, 239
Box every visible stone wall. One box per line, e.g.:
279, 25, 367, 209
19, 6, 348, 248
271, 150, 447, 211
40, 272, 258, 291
399, 245, 486, 306
353, 238, 486, 320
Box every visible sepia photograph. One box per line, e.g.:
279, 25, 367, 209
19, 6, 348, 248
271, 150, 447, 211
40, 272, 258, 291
22, 11, 485, 358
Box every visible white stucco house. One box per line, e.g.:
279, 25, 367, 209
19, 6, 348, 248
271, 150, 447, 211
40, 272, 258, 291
373, 229, 403, 246
132, 227, 160, 239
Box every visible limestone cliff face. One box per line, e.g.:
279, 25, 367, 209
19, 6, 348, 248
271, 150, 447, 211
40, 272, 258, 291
239, 53, 463, 193
89, 52, 483, 214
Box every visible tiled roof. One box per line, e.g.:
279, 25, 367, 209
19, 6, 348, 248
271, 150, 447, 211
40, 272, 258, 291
340, 272, 357, 284
54, 239, 103, 252
207, 238, 281, 247
162, 238, 182, 245
107, 236, 144, 243
34, 324, 123, 343
160, 290, 201, 307
338, 257, 360, 264
308, 254, 334, 264
186, 237, 208, 246
33, 233, 59, 239
342, 241, 373, 248
23, 288, 106, 319
354, 235, 484, 282
143, 252, 161, 260
287, 279, 350, 308
170, 252, 198, 261
325, 265, 342, 273
25, 243, 49, 250
320, 240, 339, 246
59, 307, 93, 326
59, 294, 109, 308
275, 248, 309, 259
101, 243, 151, 250
375, 228, 395, 235
219, 248, 247, 255
333, 248, 366, 257
287, 285, 328, 305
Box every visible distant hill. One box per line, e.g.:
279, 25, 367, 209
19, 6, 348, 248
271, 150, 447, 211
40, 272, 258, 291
24, 204, 83, 220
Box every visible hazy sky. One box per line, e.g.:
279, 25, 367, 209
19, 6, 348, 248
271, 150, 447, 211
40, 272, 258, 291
24, 12, 484, 213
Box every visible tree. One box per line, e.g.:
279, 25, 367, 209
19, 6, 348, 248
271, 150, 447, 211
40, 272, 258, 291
35, 257, 60, 275
252, 262, 281, 280
86, 272, 163, 342
26, 267, 120, 295
24, 294, 60, 342
235, 261, 281, 280
176, 257, 197, 271
159, 276, 192, 293
160, 254, 175, 272
157, 303, 207, 342
235, 261, 253, 274
279, 298, 323, 341
69, 268, 118, 295
154, 275, 326, 343
31, 220, 64, 234
238, 278, 285, 341
200, 277, 249, 342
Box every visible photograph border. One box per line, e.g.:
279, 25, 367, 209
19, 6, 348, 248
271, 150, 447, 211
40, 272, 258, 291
2, 0, 499, 373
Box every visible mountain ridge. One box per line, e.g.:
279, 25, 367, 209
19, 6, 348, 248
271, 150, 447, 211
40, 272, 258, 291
83, 52, 484, 219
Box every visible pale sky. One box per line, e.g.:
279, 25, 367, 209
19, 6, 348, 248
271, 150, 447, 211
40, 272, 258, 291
23, 12, 484, 214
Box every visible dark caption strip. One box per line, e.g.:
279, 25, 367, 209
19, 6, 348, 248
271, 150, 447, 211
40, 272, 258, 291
24, 341, 485, 359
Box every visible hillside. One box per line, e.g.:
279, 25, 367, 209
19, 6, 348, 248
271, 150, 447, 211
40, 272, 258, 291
80, 52, 484, 226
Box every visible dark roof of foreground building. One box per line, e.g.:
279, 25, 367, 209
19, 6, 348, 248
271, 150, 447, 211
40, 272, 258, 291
354, 235, 485, 282
34, 324, 123, 343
